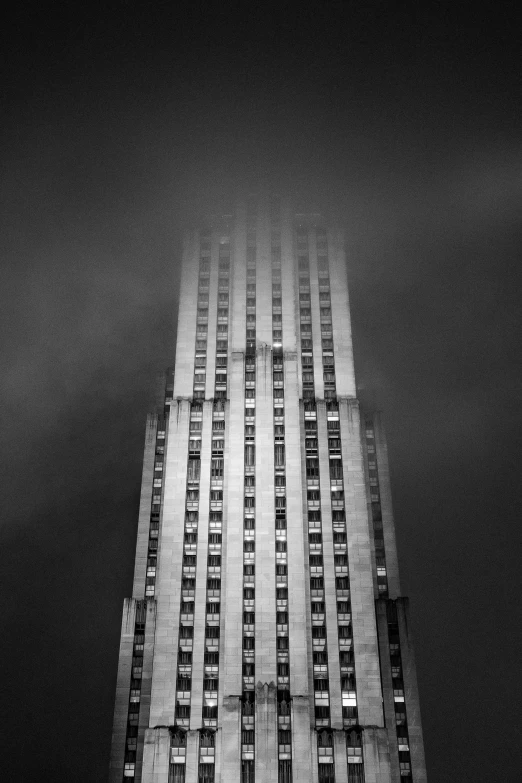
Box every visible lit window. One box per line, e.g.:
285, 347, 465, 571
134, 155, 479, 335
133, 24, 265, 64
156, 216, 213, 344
342, 691, 357, 707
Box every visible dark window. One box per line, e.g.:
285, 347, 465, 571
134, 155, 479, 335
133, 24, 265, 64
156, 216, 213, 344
278, 759, 292, 782
198, 762, 215, 783
241, 760, 255, 783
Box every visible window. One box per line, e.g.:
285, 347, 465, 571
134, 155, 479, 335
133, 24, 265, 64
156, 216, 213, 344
307, 459, 319, 478
187, 459, 201, 481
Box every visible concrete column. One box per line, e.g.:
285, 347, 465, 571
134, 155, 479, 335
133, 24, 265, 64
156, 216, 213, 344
328, 227, 356, 397
376, 600, 401, 783
149, 399, 191, 725
255, 682, 278, 782
174, 231, 199, 398
308, 230, 325, 399
397, 599, 427, 783
220, 696, 242, 783
299, 402, 317, 720
222, 356, 244, 696
255, 345, 276, 684
373, 413, 401, 598
141, 727, 170, 783
362, 727, 392, 783
333, 728, 349, 783
291, 696, 314, 781
109, 598, 137, 783
310, 726, 319, 783
132, 414, 158, 597
286, 358, 313, 782
339, 398, 383, 727
184, 729, 200, 783
285, 355, 309, 697
317, 401, 343, 728
190, 401, 213, 729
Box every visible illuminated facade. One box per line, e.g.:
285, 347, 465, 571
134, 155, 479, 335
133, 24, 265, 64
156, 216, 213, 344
109, 196, 427, 782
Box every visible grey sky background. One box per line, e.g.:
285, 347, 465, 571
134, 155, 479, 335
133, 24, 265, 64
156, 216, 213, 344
1, 3, 521, 781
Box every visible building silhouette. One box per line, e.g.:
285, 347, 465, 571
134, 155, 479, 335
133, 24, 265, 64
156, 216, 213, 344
109, 196, 427, 782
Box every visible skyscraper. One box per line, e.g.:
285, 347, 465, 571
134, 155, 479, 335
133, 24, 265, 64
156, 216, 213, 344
109, 196, 427, 783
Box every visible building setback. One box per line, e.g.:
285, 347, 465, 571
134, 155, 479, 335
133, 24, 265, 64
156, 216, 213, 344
109, 196, 427, 783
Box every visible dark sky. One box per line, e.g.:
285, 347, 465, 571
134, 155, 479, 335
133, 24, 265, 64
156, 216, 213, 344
2, 2, 521, 781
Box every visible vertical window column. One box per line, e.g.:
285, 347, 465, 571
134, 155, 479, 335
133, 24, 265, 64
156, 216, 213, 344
271, 210, 282, 348
315, 231, 335, 400
242, 225, 256, 782
305, 403, 332, 733
364, 420, 389, 597
146, 418, 166, 594
174, 402, 202, 730
215, 237, 230, 400
317, 729, 335, 782
245, 208, 257, 352
387, 602, 412, 780
169, 729, 187, 783
195, 235, 211, 401
274, 359, 291, 780
297, 228, 314, 398
317, 245, 360, 741
201, 403, 225, 734
146, 413, 167, 597
196, 231, 230, 757
198, 729, 216, 782
122, 601, 147, 780
346, 728, 364, 782
172, 240, 210, 753
326, 401, 359, 729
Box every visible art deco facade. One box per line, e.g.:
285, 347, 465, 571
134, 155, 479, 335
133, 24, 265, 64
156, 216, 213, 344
109, 196, 427, 783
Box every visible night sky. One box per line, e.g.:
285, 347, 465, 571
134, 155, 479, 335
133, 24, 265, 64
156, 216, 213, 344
2, 3, 521, 781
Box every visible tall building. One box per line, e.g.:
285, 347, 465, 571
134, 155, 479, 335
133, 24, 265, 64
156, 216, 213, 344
109, 196, 427, 783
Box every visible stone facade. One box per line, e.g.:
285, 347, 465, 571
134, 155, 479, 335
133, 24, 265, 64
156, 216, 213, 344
109, 197, 427, 782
